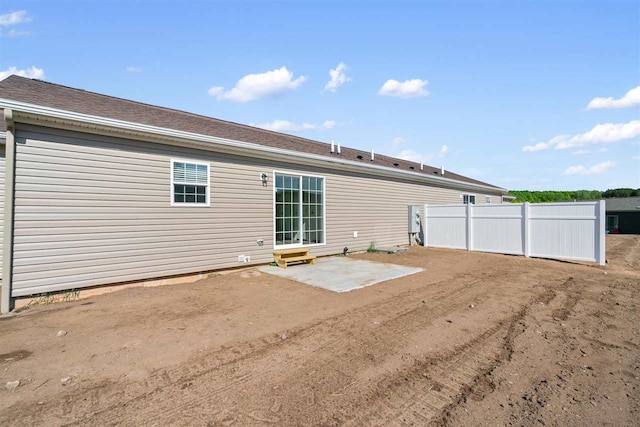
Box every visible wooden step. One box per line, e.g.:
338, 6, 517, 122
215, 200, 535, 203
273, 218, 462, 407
275, 254, 316, 268
279, 255, 315, 263
274, 248, 310, 256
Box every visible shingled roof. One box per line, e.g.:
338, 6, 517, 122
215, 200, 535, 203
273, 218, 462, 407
606, 197, 640, 212
0, 75, 502, 190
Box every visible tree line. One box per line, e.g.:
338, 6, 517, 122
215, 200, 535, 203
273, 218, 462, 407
508, 188, 640, 203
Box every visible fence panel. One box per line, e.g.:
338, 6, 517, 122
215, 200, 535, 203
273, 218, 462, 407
529, 202, 600, 262
423, 201, 605, 265
471, 204, 524, 255
423, 204, 467, 250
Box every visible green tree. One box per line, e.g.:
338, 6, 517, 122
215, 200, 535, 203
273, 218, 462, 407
602, 188, 639, 198
508, 190, 601, 203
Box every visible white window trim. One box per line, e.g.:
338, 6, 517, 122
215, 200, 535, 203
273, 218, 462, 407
273, 170, 327, 249
485, 195, 491, 204
170, 159, 211, 207
462, 193, 476, 205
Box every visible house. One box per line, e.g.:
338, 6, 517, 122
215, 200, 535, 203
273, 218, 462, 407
605, 197, 640, 234
0, 76, 507, 313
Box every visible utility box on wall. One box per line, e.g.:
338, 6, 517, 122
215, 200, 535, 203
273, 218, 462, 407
408, 205, 421, 233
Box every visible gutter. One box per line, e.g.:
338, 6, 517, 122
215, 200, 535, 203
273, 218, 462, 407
1, 110, 15, 313
0, 98, 507, 194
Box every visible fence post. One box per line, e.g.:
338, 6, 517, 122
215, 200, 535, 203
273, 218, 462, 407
523, 202, 530, 257
466, 203, 473, 251
423, 204, 428, 247
596, 200, 606, 266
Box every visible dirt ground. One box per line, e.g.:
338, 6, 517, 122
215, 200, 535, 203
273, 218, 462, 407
0, 235, 638, 426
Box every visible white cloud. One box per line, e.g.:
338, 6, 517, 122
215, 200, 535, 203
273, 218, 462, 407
324, 62, 351, 92
571, 150, 590, 155
523, 142, 550, 152
208, 66, 306, 102
523, 120, 640, 152
126, 66, 143, 73
396, 144, 448, 164
564, 160, 617, 176
392, 137, 406, 146
587, 86, 640, 110
4, 28, 30, 37
599, 147, 608, 152
0, 66, 44, 80
0, 10, 31, 26
378, 78, 429, 98
0, 10, 32, 37
397, 149, 431, 163
253, 119, 335, 132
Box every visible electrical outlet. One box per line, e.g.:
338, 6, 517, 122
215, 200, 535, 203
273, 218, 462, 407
353, 231, 358, 238
238, 255, 245, 263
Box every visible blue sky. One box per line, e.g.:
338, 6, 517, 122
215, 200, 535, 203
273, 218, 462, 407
1, 0, 638, 190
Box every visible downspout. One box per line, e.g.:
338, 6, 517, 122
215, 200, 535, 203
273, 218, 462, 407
1, 109, 15, 313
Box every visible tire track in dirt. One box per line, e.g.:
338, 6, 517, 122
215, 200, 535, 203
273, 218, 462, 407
432, 272, 639, 427
606, 235, 640, 271
94, 272, 554, 426
622, 236, 640, 270
3, 268, 531, 426
91, 273, 498, 426
341, 288, 559, 427
430, 287, 559, 427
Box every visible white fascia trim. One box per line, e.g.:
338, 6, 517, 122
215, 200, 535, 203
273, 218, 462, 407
0, 99, 507, 193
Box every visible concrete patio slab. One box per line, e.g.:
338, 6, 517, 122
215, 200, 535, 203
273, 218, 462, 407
258, 256, 423, 292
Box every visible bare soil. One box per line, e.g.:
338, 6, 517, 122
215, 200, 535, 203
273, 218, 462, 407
0, 235, 638, 426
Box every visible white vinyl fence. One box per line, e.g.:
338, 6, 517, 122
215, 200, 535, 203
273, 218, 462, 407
423, 201, 605, 265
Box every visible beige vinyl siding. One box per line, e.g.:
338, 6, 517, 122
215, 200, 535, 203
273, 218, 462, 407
480, 195, 498, 204
0, 145, 5, 278
12, 125, 503, 297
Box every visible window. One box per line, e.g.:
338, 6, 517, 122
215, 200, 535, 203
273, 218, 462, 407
486, 196, 491, 204
463, 194, 476, 205
171, 160, 209, 206
275, 173, 325, 247
606, 215, 618, 233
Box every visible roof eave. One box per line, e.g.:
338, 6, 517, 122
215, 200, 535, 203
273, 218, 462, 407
0, 99, 507, 194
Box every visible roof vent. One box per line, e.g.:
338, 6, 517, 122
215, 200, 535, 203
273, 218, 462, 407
441, 166, 445, 176
337, 141, 341, 155
330, 140, 335, 154
371, 149, 375, 162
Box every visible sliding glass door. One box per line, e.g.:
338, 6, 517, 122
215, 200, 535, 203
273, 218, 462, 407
275, 173, 325, 248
